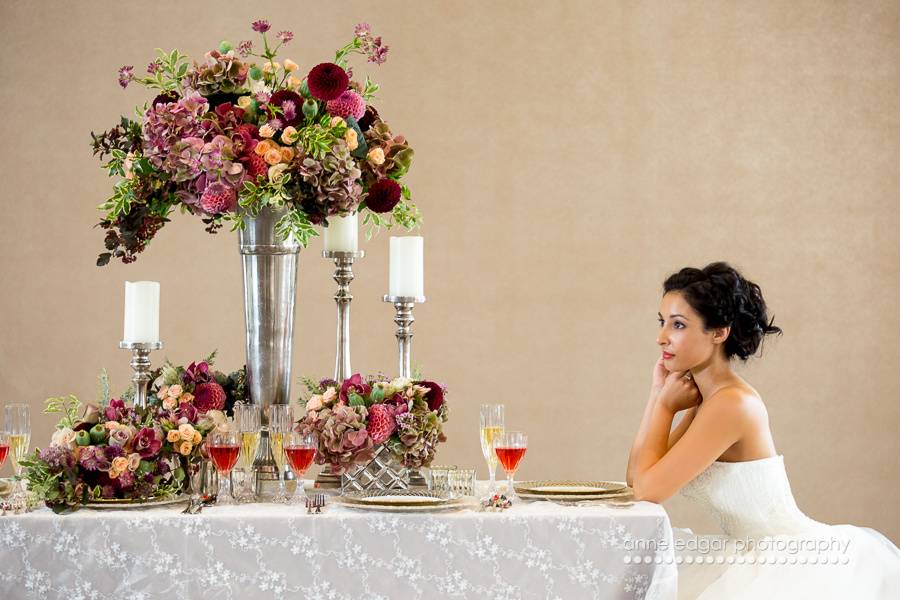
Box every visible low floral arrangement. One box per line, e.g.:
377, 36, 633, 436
93, 19, 419, 265
297, 373, 448, 474
19, 354, 242, 513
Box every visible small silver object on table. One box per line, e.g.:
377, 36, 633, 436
383, 294, 427, 487
118, 341, 164, 410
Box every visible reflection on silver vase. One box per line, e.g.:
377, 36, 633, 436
238, 206, 300, 492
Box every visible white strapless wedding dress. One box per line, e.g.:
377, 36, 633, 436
671, 454, 900, 599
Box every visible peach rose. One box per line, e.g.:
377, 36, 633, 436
330, 116, 345, 128
259, 124, 276, 139
262, 61, 281, 74
268, 163, 288, 184
104, 421, 121, 431
283, 59, 299, 72
192, 431, 202, 445
112, 456, 129, 473
127, 453, 141, 471
158, 385, 169, 398
178, 441, 193, 456
264, 148, 282, 165
344, 128, 358, 151
162, 396, 178, 411
166, 429, 181, 443
289, 76, 302, 89
281, 126, 299, 145
322, 387, 337, 403
255, 139, 275, 156
367, 147, 385, 165
237, 95, 254, 110
178, 423, 196, 442
279, 147, 295, 163
180, 392, 194, 404
168, 385, 183, 399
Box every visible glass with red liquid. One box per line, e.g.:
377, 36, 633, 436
207, 431, 241, 505
494, 431, 527, 499
283, 431, 317, 505
0, 432, 9, 471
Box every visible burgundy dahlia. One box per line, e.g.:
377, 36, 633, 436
306, 63, 349, 101
268, 90, 304, 127
416, 381, 445, 412
194, 382, 226, 412
365, 178, 402, 213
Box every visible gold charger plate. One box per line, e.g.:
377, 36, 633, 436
339, 489, 452, 507
335, 489, 473, 512
515, 480, 628, 496
516, 488, 634, 502
83, 494, 189, 509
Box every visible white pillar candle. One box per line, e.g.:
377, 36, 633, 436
323, 213, 358, 252
389, 236, 424, 297
123, 281, 160, 343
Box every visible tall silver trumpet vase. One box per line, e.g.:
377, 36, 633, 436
239, 206, 300, 495
119, 341, 163, 410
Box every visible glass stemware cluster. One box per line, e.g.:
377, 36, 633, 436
480, 404, 527, 499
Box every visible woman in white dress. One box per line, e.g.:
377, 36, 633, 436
625, 262, 900, 599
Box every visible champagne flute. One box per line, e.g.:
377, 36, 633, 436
479, 404, 505, 494
494, 431, 527, 500
268, 404, 292, 503
207, 431, 241, 505
234, 403, 261, 502
4, 404, 30, 495
283, 431, 317, 504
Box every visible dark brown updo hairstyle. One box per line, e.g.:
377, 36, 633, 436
663, 262, 783, 361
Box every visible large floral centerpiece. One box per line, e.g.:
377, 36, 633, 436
19, 355, 242, 512
297, 374, 448, 474
92, 19, 419, 265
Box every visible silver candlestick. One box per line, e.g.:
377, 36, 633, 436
324, 250, 365, 382
118, 341, 164, 410
383, 295, 427, 487
383, 295, 426, 379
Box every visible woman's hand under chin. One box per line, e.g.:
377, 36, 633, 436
651, 356, 670, 393
657, 370, 702, 412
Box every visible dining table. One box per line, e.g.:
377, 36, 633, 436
0, 481, 678, 599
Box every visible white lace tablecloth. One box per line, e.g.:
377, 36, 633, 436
0, 483, 677, 600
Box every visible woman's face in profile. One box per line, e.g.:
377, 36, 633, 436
657, 291, 716, 371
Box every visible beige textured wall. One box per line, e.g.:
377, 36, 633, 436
1, 1, 898, 541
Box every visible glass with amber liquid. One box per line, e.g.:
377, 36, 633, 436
4, 404, 30, 495
268, 404, 293, 503
234, 403, 260, 502
479, 404, 505, 494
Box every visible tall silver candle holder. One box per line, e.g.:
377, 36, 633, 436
383, 295, 426, 379
383, 295, 427, 488
118, 341, 164, 410
324, 250, 365, 382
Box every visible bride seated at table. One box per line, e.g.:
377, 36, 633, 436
625, 261, 900, 599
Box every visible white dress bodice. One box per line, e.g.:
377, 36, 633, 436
678, 454, 825, 538
673, 453, 900, 600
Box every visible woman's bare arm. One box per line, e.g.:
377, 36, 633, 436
632, 390, 749, 503
626, 389, 661, 488
667, 406, 698, 450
